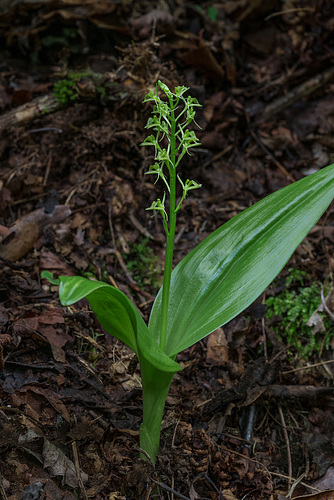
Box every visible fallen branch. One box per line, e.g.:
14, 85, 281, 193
266, 385, 334, 399
0, 94, 61, 131
259, 65, 334, 120
202, 383, 334, 415
250, 129, 296, 183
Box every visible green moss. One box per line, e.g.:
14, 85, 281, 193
53, 72, 92, 105
123, 237, 162, 291
266, 268, 333, 358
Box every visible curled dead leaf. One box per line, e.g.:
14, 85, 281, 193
0, 205, 71, 261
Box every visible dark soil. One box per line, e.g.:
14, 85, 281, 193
1, 1, 334, 499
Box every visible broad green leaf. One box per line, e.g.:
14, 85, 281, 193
41, 270, 60, 285
149, 164, 334, 357
57, 276, 180, 373
58, 276, 140, 354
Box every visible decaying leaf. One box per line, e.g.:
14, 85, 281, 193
43, 439, 88, 488
0, 205, 71, 261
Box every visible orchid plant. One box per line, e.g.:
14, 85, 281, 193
42, 81, 334, 464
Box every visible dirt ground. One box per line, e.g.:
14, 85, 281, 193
1, 1, 334, 499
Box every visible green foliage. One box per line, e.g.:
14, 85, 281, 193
80, 263, 109, 283
124, 238, 162, 290
79, 328, 104, 365
266, 269, 333, 358
195, 4, 218, 21
207, 6, 218, 21
284, 267, 309, 288
42, 81, 334, 464
42, 27, 79, 49
53, 72, 91, 105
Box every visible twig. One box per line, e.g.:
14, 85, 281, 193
144, 483, 154, 500
0, 94, 60, 131
171, 419, 180, 450
192, 472, 221, 498
71, 202, 106, 214
43, 150, 52, 186
214, 441, 272, 480
150, 479, 191, 500
260, 65, 334, 120
217, 437, 320, 493
265, 7, 314, 21
71, 441, 88, 500
174, 225, 186, 245
262, 319, 268, 363
202, 143, 234, 169
128, 212, 155, 240
278, 404, 292, 490
286, 443, 311, 498
114, 249, 154, 300
287, 471, 306, 499
137, 447, 155, 466
64, 357, 119, 406
107, 203, 117, 249
266, 385, 334, 398
26, 127, 63, 134
321, 287, 334, 321
283, 359, 334, 374
250, 129, 296, 183
269, 470, 320, 493
241, 404, 256, 444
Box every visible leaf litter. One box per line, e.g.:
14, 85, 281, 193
0, 0, 334, 498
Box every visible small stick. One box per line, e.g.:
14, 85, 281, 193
241, 404, 256, 444
171, 419, 180, 450
114, 249, 154, 300
267, 385, 334, 398
26, 127, 63, 134
218, 439, 320, 493
128, 212, 155, 240
43, 150, 52, 186
321, 287, 334, 321
150, 479, 191, 500
283, 359, 334, 374
107, 204, 117, 250
250, 130, 296, 183
265, 7, 314, 21
287, 471, 306, 499
262, 321, 268, 363
71, 441, 88, 500
137, 447, 154, 466
278, 404, 292, 489
195, 473, 221, 497
0, 94, 60, 131
260, 65, 334, 120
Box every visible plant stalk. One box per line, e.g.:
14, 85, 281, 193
139, 359, 175, 463
159, 103, 177, 353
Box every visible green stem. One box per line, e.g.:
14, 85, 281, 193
139, 359, 174, 463
160, 103, 177, 353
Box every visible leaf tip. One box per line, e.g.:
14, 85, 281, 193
41, 270, 60, 286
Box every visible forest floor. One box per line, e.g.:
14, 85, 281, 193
1, 1, 334, 499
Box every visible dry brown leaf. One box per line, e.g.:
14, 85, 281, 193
206, 327, 229, 364
0, 205, 71, 261
43, 438, 88, 488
